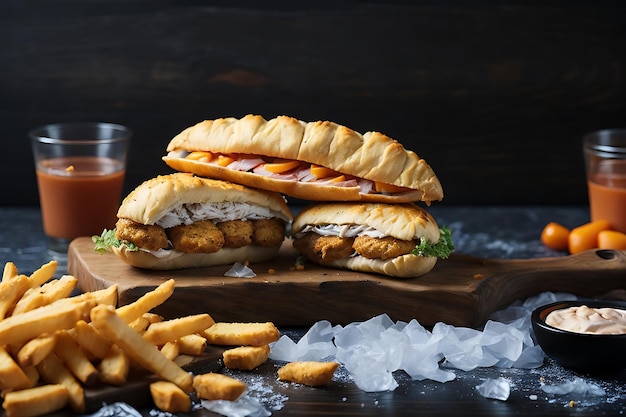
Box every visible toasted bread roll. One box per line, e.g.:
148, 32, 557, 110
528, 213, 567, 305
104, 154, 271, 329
163, 115, 443, 203
107, 173, 293, 270
291, 203, 442, 278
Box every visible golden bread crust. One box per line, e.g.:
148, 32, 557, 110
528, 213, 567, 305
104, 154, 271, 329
111, 244, 280, 270
328, 253, 438, 278
116, 173, 292, 225
164, 115, 443, 203
291, 203, 440, 242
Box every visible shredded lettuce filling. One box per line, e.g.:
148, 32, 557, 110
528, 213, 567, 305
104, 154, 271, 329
412, 226, 454, 259
92, 229, 137, 254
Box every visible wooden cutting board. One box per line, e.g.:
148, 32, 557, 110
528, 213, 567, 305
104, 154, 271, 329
68, 237, 626, 328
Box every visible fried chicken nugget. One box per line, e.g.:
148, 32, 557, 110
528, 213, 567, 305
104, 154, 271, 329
252, 218, 286, 248
293, 233, 354, 264
277, 361, 339, 386
217, 220, 254, 248
353, 235, 417, 260
167, 221, 225, 253
115, 218, 169, 251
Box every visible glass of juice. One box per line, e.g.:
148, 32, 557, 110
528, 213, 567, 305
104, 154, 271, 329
30, 122, 131, 257
583, 129, 626, 233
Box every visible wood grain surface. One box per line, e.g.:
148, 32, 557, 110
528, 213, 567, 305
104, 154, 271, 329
68, 237, 626, 328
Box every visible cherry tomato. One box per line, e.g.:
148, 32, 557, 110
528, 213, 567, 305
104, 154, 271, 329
540, 222, 570, 251
598, 230, 626, 250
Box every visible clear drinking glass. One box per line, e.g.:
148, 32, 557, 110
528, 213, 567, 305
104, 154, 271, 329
30, 122, 131, 257
583, 129, 626, 233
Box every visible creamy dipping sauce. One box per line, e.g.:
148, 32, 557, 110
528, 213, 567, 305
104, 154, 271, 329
545, 305, 626, 335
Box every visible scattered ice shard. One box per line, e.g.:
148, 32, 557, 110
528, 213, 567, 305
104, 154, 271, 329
86, 403, 142, 417
269, 320, 338, 362
201, 396, 270, 417
476, 378, 511, 401
224, 262, 256, 278
541, 378, 606, 396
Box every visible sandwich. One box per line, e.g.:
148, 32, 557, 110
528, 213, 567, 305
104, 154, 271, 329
290, 202, 453, 278
93, 173, 293, 270
163, 114, 443, 204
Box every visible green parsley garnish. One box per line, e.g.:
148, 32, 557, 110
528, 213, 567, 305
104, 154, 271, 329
412, 226, 454, 259
92, 229, 137, 254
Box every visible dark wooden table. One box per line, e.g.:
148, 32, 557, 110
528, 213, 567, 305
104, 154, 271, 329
2, 205, 625, 417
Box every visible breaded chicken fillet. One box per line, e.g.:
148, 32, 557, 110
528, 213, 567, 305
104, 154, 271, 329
100, 173, 293, 270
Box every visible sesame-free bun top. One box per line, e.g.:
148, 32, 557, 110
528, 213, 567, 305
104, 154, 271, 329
291, 202, 440, 242
163, 114, 443, 204
117, 172, 292, 225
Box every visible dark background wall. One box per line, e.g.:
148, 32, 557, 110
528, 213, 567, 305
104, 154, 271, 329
2, 1, 625, 207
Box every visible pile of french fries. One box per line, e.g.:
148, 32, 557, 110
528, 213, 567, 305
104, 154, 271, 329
0, 260, 280, 417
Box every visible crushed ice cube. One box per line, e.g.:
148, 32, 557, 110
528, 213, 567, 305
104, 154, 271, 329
435, 323, 499, 371
267, 292, 580, 393
201, 395, 270, 417
86, 403, 143, 417
224, 262, 256, 278
476, 377, 511, 401
269, 320, 338, 362
334, 315, 401, 391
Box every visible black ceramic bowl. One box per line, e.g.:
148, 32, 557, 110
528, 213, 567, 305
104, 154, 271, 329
531, 300, 626, 372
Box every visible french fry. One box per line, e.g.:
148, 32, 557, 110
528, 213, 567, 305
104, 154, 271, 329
54, 331, 99, 386
150, 381, 191, 413
160, 341, 180, 361
16, 333, 57, 368
0, 274, 31, 320
129, 312, 166, 335
28, 260, 57, 288
143, 313, 215, 346
0, 260, 291, 416
36, 353, 85, 413
128, 316, 150, 334
177, 334, 207, 356
0, 346, 34, 390
203, 322, 280, 346
69, 320, 112, 360
2, 384, 69, 417
11, 291, 46, 317
71, 284, 118, 307
12, 275, 78, 315
128, 315, 151, 334
193, 372, 247, 401
142, 312, 165, 324
90, 304, 193, 392
223, 345, 270, 371
173, 354, 196, 368
21, 365, 39, 388
116, 279, 175, 324
98, 344, 129, 386
2, 261, 18, 281
0, 299, 95, 346
40, 275, 77, 301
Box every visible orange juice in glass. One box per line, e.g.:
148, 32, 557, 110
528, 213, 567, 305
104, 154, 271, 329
30, 123, 130, 256
583, 129, 626, 233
